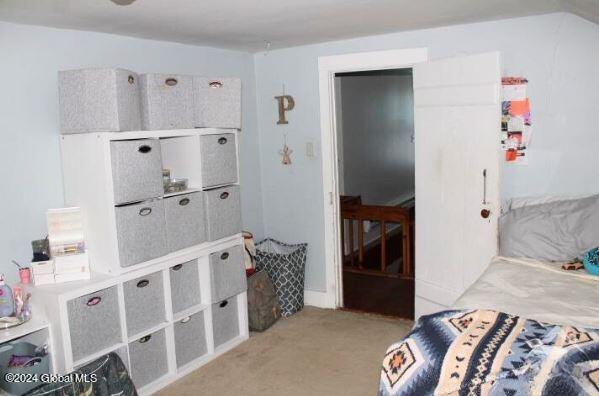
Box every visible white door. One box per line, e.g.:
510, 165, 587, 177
414, 52, 501, 318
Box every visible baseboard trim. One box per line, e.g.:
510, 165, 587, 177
304, 290, 333, 308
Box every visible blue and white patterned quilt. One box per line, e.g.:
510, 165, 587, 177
380, 309, 599, 395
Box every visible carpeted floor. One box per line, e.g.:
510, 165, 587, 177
159, 307, 413, 396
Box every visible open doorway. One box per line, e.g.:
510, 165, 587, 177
334, 68, 415, 318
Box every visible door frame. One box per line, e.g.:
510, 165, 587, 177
318, 48, 428, 309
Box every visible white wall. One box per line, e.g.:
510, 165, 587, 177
338, 72, 414, 205
254, 13, 599, 292
0, 22, 264, 283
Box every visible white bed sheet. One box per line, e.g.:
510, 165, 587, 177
453, 256, 599, 329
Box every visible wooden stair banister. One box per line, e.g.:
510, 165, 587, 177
340, 197, 413, 278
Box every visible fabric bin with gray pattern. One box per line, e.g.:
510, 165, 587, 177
174, 311, 208, 368
169, 260, 202, 314
66, 286, 122, 362
193, 77, 241, 129
58, 68, 141, 134
123, 271, 166, 336
114, 199, 168, 268
199, 133, 238, 188
255, 239, 307, 318
209, 245, 247, 302
128, 329, 168, 389
203, 185, 242, 241
164, 191, 207, 252
211, 296, 240, 348
110, 138, 163, 205
139, 73, 194, 130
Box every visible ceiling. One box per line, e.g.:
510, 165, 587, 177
0, 0, 597, 52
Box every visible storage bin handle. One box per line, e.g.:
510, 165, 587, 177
179, 198, 190, 206
172, 264, 183, 271
220, 252, 229, 260
139, 207, 152, 216
165, 78, 178, 87
220, 192, 229, 200
209, 80, 223, 88
86, 296, 102, 306
138, 145, 152, 154
218, 137, 228, 145
136, 279, 149, 288
219, 300, 228, 308
128, 75, 135, 84
181, 316, 191, 324
139, 335, 152, 343
23, 357, 43, 367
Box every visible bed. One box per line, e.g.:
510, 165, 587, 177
379, 195, 599, 395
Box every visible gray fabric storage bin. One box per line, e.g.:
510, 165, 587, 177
0, 342, 50, 395
58, 68, 141, 134
67, 286, 122, 362
115, 199, 168, 268
128, 329, 168, 389
123, 271, 166, 336
110, 139, 163, 205
139, 73, 194, 130
212, 295, 240, 348
210, 245, 246, 302
193, 77, 241, 129
170, 260, 201, 314
174, 312, 207, 368
164, 192, 206, 252
200, 133, 238, 188
204, 186, 242, 241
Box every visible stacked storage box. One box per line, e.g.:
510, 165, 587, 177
57, 68, 244, 270
35, 68, 249, 394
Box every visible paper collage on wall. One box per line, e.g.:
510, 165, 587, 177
501, 77, 531, 165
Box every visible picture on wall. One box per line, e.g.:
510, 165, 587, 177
501, 77, 531, 165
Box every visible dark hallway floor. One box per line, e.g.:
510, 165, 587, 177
342, 229, 414, 319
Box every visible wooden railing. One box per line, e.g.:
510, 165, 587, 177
340, 197, 412, 278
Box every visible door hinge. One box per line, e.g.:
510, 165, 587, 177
329, 192, 333, 205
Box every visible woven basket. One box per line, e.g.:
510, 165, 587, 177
255, 238, 307, 317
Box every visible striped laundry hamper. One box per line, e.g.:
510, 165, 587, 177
255, 238, 307, 317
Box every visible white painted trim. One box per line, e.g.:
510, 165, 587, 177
304, 289, 333, 309
318, 48, 428, 309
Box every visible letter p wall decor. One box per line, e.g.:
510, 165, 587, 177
275, 95, 295, 125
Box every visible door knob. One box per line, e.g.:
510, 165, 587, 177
480, 209, 491, 219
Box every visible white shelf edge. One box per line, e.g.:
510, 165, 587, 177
127, 321, 171, 344
172, 304, 209, 323
0, 316, 49, 345
79, 127, 241, 142
162, 188, 203, 198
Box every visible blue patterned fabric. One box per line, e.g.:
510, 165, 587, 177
380, 310, 599, 395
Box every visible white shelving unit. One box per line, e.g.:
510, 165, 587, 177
33, 231, 248, 395
60, 128, 241, 275
34, 70, 249, 394
31, 126, 248, 394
